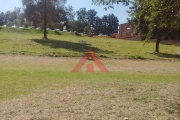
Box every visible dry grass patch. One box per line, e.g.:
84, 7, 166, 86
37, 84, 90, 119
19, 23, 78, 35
0, 81, 180, 120
0, 55, 180, 119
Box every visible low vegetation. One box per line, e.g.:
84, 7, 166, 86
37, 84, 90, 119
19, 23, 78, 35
0, 55, 180, 119
0, 27, 179, 60
0, 28, 180, 119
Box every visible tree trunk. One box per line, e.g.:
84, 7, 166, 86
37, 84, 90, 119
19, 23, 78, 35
43, 0, 47, 39
155, 37, 161, 53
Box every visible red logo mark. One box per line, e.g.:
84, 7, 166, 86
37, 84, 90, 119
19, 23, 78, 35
72, 48, 109, 72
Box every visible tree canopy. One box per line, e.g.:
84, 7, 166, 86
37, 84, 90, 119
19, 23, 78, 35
92, 0, 130, 6
22, 0, 67, 39
92, 0, 180, 52
74, 8, 119, 35
128, 0, 180, 52
0, 0, 120, 38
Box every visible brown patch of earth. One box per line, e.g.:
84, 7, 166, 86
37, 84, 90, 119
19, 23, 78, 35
0, 54, 180, 73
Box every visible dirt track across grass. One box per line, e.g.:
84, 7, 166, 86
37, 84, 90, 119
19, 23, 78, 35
0, 54, 180, 73
0, 55, 180, 120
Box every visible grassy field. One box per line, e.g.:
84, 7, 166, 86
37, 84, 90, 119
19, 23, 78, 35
0, 28, 180, 119
0, 27, 180, 60
0, 55, 180, 119
0, 54, 180, 100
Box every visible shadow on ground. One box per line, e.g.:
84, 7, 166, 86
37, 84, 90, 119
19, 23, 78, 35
177, 103, 180, 115
153, 52, 180, 60
160, 40, 180, 46
32, 38, 114, 55
161, 43, 180, 46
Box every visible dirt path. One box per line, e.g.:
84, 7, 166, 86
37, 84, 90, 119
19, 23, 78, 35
0, 54, 179, 73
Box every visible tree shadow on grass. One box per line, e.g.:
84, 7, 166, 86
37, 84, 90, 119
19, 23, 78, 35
161, 43, 180, 46
32, 38, 114, 56
54, 31, 62, 35
177, 103, 180, 115
153, 52, 180, 60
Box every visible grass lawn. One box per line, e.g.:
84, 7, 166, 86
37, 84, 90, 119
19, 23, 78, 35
0, 28, 180, 119
0, 27, 180, 60
0, 55, 180, 119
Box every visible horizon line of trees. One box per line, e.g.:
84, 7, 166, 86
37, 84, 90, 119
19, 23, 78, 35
0, 1, 119, 36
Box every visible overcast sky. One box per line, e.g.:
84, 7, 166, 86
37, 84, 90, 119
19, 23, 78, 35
0, 0, 129, 24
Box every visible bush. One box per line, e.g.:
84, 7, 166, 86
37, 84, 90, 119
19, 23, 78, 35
75, 31, 81, 36
54, 30, 61, 35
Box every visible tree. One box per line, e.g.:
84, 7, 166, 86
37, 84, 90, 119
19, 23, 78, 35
0, 11, 5, 26
92, 0, 129, 9
23, 21, 31, 28
13, 19, 22, 27
76, 8, 88, 23
101, 14, 119, 35
127, 0, 148, 40
4, 8, 24, 24
2, 8, 25, 27
91, 0, 128, 35
94, 16, 102, 34
84, 25, 92, 34
92, 0, 130, 5
107, 14, 119, 34
68, 20, 86, 33
128, 0, 180, 53
86, 9, 97, 29
22, 0, 67, 39
76, 8, 99, 34
65, 6, 76, 21
101, 15, 108, 34
6, 22, 13, 27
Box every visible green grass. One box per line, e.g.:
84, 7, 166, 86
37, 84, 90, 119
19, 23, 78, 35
0, 64, 180, 101
0, 56, 180, 101
0, 27, 180, 101
0, 27, 179, 60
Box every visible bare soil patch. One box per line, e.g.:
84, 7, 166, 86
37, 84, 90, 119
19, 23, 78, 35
0, 54, 180, 73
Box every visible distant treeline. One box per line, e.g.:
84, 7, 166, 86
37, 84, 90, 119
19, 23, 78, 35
0, 0, 119, 35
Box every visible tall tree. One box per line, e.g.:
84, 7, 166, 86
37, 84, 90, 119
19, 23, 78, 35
0, 11, 5, 26
107, 14, 119, 34
94, 16, 102, 34
76, 8, 99, 34
128, 0, 180, 52
65, 6, 76, 21
101, 14, 119, 35
22, 0, 67, 39
101, 15, 108, 34
3, 8, 24, 27
127, 0, 148, 39
86, 9, 97, 29
76, 8, 88, 23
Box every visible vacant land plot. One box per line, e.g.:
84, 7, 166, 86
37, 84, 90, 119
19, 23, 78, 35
0, 29, 180, 119
0, 55, 180, 120
0, 30, 180, 60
